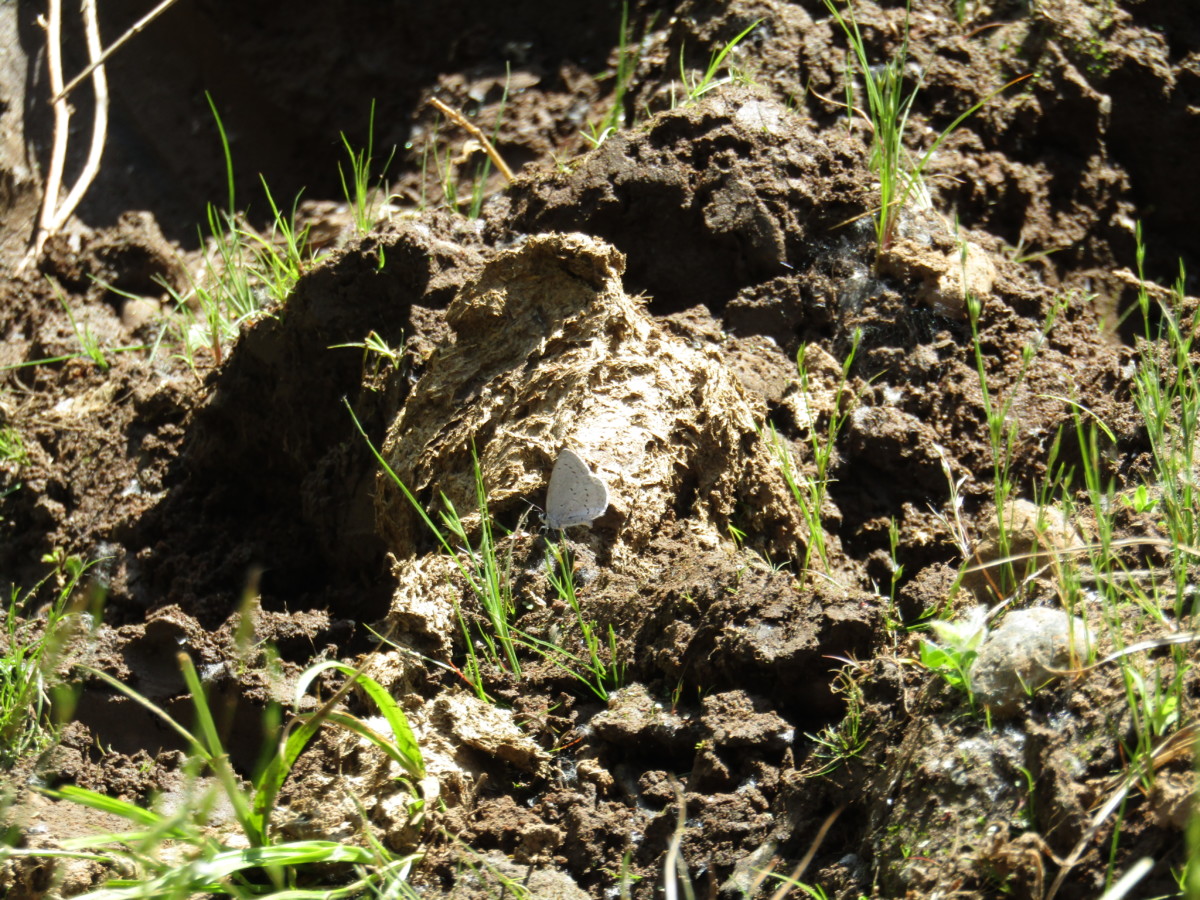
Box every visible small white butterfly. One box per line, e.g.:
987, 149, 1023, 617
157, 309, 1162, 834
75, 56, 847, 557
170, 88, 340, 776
545, 448, 610, 531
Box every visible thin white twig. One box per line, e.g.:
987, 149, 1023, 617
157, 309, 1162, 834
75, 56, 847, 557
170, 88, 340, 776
51, 0, 181, 104
26, 0, 69, 269
1044, 769, 1139, 900
766, 804, 846, 900
663, 779, 694, 900
49, 0, 108, 234
23, 0, 168, 271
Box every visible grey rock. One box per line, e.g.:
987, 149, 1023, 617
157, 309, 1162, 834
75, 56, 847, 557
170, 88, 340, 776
972, 607, 1091, 715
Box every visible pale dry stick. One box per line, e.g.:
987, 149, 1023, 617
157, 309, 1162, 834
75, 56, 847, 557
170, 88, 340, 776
48, 0, 106, 235
427, 96, 516, 183
51, 0, 181, 104
1042, 765, 1143, 900
1050, 632, 1200, 677
27, 0, 69, 270
23, 0, 108, 270
762, 803, 847, 900
1099, 858, 1155, 900
958, 536, 1200, 588
663, 779, 695, 900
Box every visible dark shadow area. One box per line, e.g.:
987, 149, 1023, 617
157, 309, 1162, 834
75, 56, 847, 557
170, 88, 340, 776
17, 0, 671, 246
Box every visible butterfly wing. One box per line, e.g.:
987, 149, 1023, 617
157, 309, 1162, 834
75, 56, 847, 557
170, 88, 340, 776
546, 449, 608, 530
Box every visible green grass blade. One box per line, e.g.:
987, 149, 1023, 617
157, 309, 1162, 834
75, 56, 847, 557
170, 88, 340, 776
204, 91, 236, 216
894, 73, 1031, 229
177, 653, 263, 850
345, 402, 476, 583
38, 785, 168, 830
296, 660, 425, 780
72, 842, 377, 900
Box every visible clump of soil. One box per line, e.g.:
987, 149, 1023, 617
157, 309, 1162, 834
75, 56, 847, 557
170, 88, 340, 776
1, 1, 1198, 898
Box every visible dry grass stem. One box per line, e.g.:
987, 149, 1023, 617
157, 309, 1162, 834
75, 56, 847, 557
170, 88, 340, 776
766, 803, 847, 900
427, 97, 515, 183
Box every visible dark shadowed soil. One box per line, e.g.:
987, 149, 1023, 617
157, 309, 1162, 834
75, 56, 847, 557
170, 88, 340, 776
1, 1, 1198, 898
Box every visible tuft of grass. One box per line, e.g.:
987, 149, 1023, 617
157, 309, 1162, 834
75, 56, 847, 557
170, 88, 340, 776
6, 653, 426, 898
199, 93, 262, 331
583, 2, 649, 148
678, 18, 762, 105
0, 427, 27, 465
37, 280, 146, 372
823, 0, 1027, 256
147, 94, 325, 373
438, 449, 523, 684
347, 403, 625, 702
966, 287, 1066, 600
430, 121, 460, 214
768, 328, 862, 574
1080, 227, 1198, 801
803, 663, 869, 776
0, 560, 99, 769
241, 175, 316, 306
338, 99, 397, 237
1129, 225, 1198, 569
823, 0, 919, 253
328, 329, 404, 381
513, 540, 625, 701
145, 94, 277, 372
57, 293, 108, 368
347, 402, 518, 698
